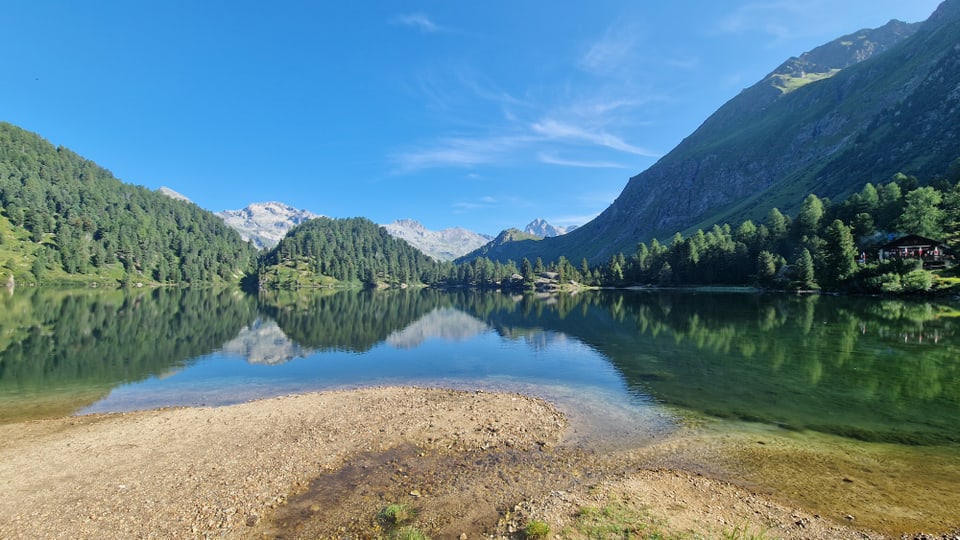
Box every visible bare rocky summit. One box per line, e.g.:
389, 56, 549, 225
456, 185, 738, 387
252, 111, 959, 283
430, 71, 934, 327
382, 219, 492, 261
157, 186, 193, 203
524, 218, 578, 238
216, 201, 320, 249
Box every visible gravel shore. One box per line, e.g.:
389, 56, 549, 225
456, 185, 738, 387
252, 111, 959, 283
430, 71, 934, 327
0, 387, 951, 539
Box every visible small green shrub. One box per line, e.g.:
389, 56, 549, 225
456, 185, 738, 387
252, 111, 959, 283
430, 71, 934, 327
379, 503, 415, 525
901, 269, 934, 292
524, 519, 550, 539
391, 526, 429, 540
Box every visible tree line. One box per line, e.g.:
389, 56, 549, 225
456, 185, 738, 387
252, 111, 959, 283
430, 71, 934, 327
604, 171, 960, 293
0, 122, 257, 285
257, 216, 449, 288
476, 170, 959, 294
3, 120, 956, 294
256, 169, 959, 295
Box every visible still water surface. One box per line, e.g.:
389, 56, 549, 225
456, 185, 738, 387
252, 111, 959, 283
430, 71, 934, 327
1, 287, 958, 531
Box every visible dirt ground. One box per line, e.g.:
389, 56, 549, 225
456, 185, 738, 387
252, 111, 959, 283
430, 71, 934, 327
0, 387, 955, 539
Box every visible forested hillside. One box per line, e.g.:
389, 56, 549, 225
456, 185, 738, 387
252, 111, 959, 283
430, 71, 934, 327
0, 123, 257, 285
566, 171, 960, 294
257, 216, 449, 289
468, 1, 960, 265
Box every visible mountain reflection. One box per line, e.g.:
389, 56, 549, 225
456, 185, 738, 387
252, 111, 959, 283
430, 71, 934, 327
3, 287, 957, 445
386, 307, 490, 349
219, 318, 310, 365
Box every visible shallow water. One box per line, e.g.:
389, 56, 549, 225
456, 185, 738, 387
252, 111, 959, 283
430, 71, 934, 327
1, 287, 958, 533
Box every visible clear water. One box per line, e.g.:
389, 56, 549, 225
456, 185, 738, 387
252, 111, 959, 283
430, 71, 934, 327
1, 287, 959, 532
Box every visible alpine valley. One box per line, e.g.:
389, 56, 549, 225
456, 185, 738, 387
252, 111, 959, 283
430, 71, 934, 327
1, 1, 959, 291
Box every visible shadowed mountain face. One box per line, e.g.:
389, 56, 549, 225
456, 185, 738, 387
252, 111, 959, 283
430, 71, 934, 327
467, 1, 960, 265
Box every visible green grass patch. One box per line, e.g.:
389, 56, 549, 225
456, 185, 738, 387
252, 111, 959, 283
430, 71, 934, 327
934, 275, 960, 295
771, 69, 841, 94
389, 526, 429, 540
567, 501, 682, 539
524, 519, 550, 539
377, 503, 428, 540
259, 257, 351, 289
379, 503, 416, 526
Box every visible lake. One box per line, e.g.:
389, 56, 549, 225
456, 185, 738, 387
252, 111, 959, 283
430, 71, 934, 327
1, 287, 959, 532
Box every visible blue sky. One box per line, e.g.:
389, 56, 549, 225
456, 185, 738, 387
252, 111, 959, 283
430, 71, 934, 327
3, 1, 943, 235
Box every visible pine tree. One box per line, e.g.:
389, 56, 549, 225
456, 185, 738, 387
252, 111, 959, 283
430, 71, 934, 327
821, 220, 858, 285
756, 250, 779, 287
793, 248, 818, 290
897, 186, 944, 238
942, 182, 960, 249
796, 194, 825, 238
521, 258, 534, 284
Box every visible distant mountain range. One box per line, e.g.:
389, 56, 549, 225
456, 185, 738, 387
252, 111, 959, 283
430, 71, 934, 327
211, 203, 576, 262
381, 219, 492, 261
524, 218, 578, 238
216, 202, 321, 249
462, 0, 960, 264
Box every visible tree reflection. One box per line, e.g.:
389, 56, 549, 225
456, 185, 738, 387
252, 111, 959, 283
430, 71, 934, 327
0, 288, 258, 422
467, 291, 960, 445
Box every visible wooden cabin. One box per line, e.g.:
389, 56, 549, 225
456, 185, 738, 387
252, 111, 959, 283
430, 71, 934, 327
877, 234, 953, 269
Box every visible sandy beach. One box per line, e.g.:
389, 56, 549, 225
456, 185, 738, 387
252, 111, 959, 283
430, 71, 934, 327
0, 387, 951, 539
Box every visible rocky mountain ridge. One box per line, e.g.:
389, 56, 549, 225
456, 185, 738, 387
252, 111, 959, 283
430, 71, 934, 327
524, 218, 578, 238
462, 0, 960, 265
216, 202, 321, 249
381, 219, 492, 261
157, 186, 193, 203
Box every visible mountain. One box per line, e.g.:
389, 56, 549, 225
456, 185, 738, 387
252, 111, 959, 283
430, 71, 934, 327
258, 216, 445, 288
219, 318, 310, 365
0, 122, 256, 285
465, 2, 960, 265
157, 186, 193, 203
216, 202, 320, 249
523, 218, 578, 238
455, 228, 541, 263
382, 219, 492, 261
385, 307, 490, 348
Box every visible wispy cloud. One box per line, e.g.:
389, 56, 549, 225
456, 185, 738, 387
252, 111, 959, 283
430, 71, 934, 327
568, 97, 646, 117
390, 134, 534, 173
537, 152, 627, 169
531, 119, 660, 157
452, 196, 498, 211
389, 19, 664, 176
457, 71, 524, 108
578, 23, 640, 75
452, 195, 526, 214
391, 118, 658, 174
392, 13, 440, 33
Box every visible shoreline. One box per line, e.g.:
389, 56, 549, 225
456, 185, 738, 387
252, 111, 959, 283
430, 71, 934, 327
0, 387, 952, 539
